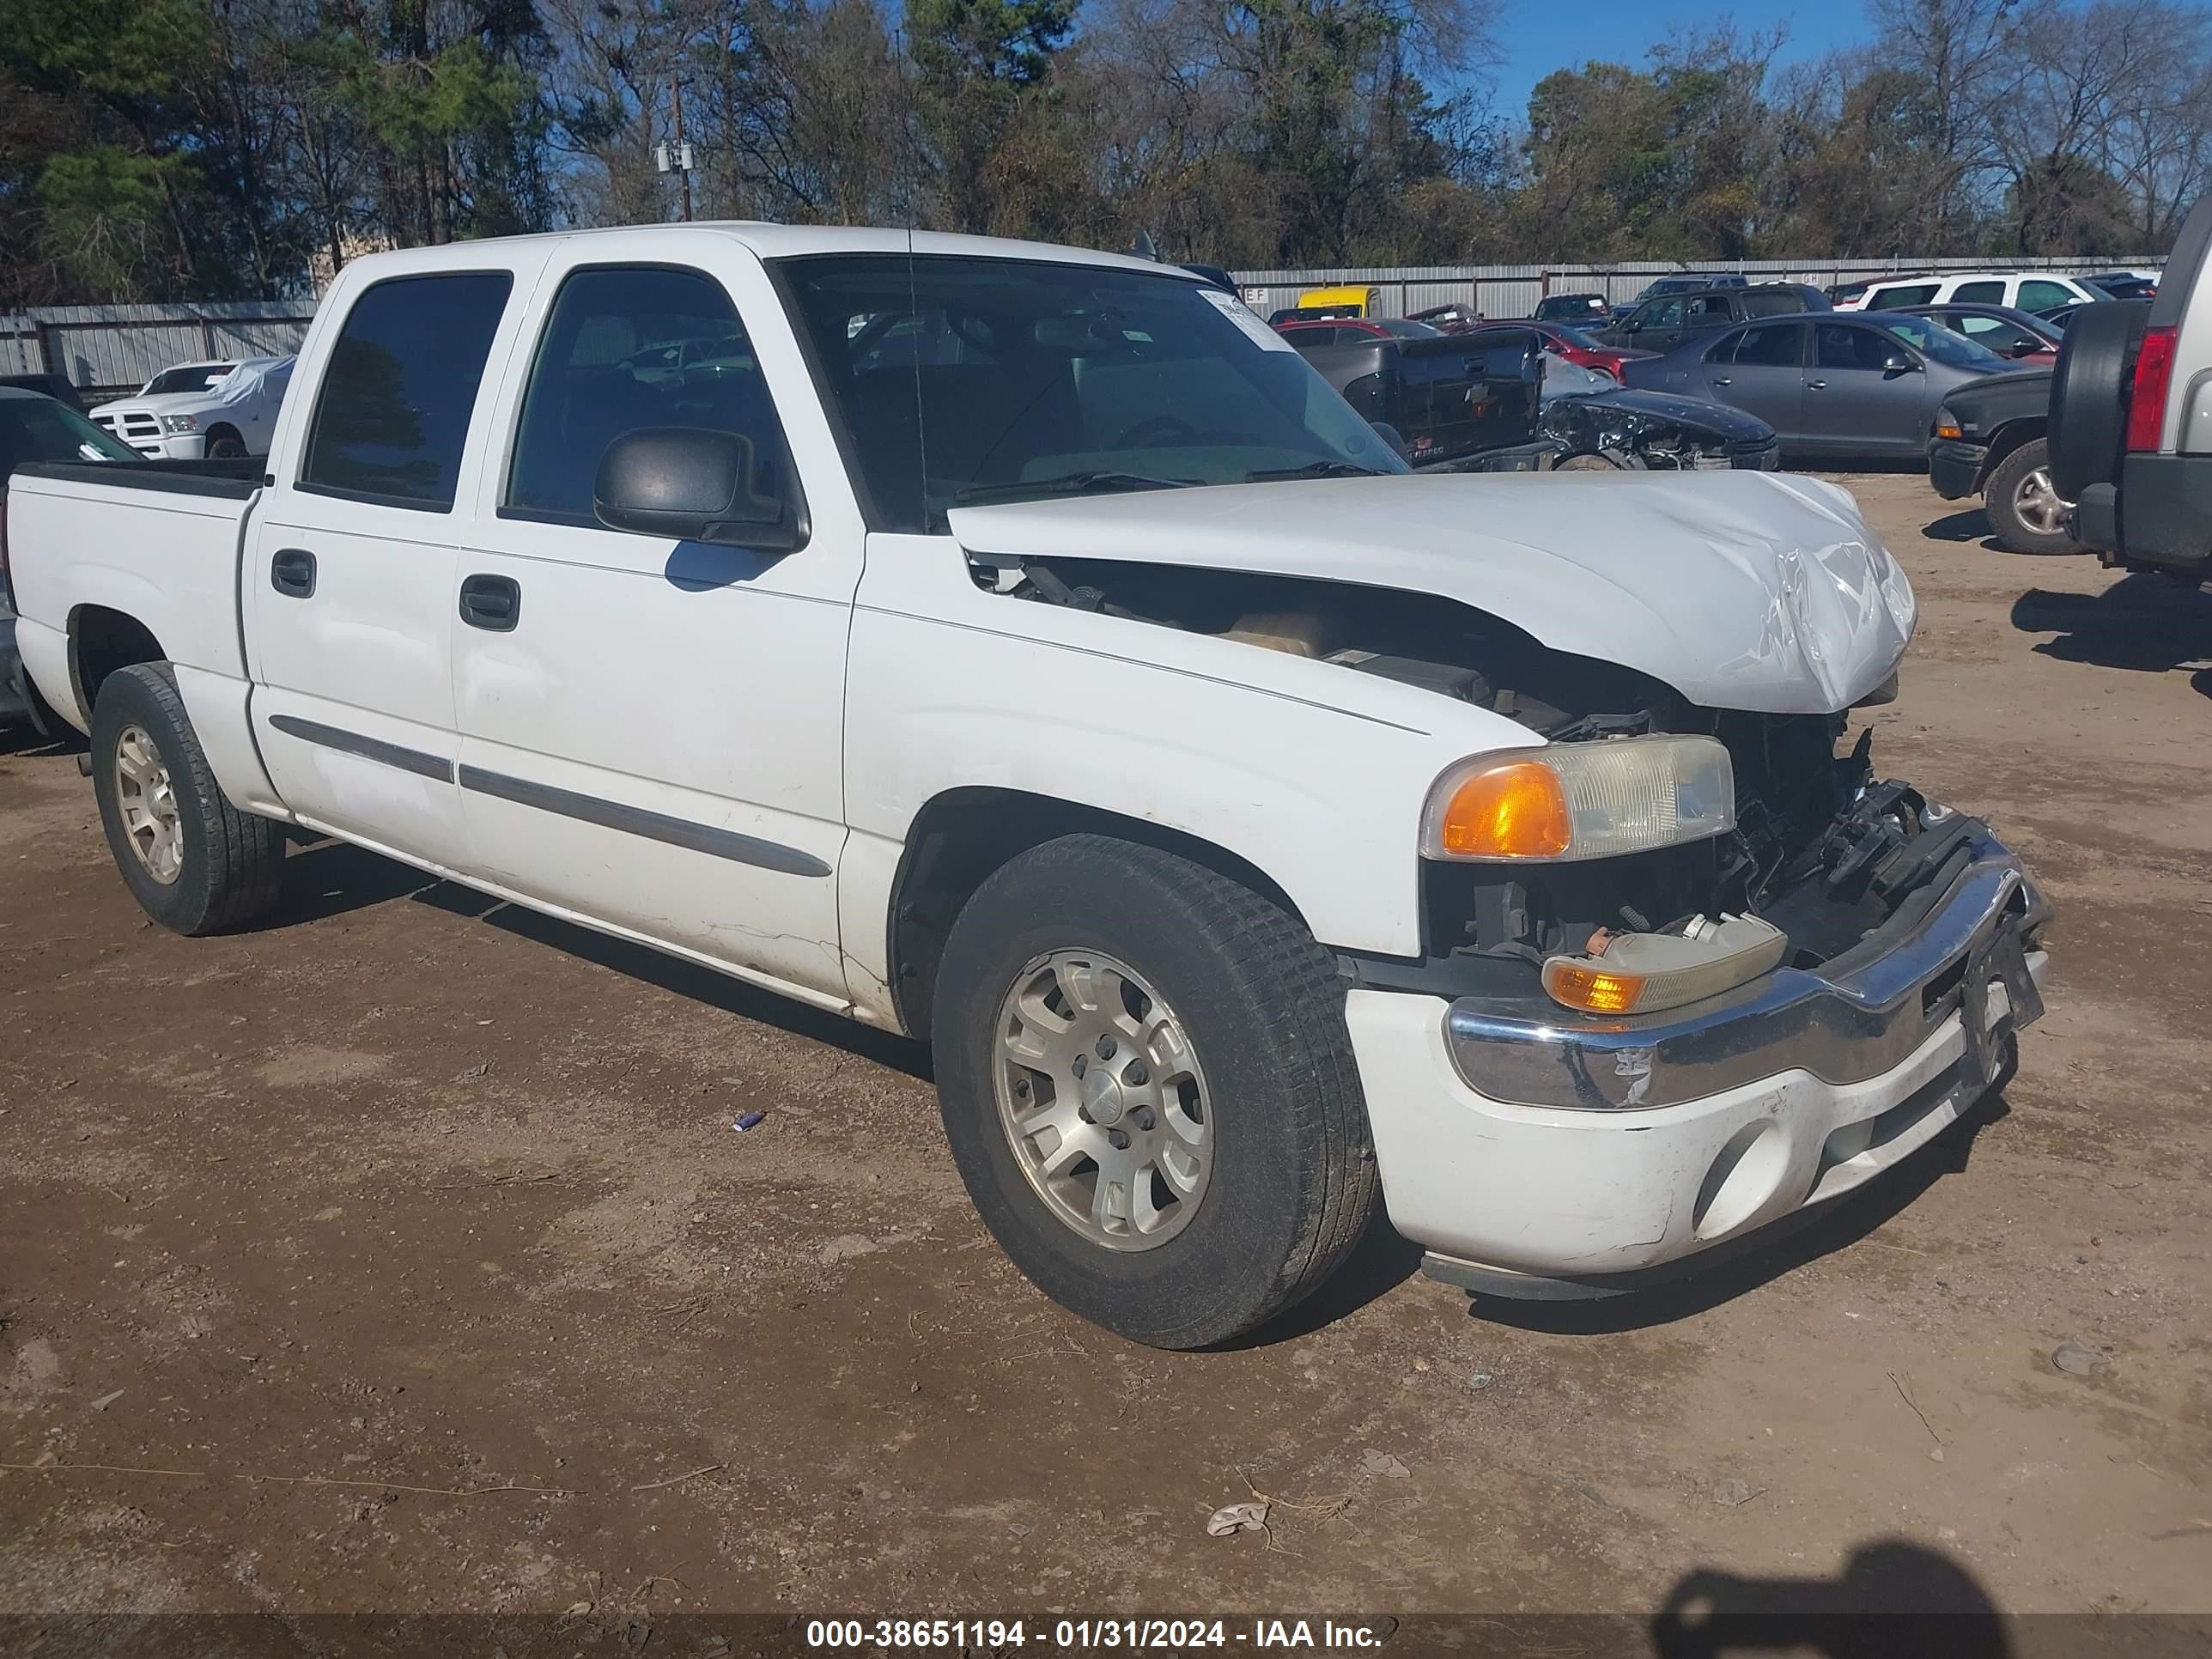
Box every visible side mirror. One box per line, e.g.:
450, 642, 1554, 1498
594, 427, 805, 552
1883, 352, 1921, 374
1370, 421, 1411, 461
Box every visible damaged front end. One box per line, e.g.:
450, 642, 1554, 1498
966, 540, 2041, 1102
1540, 386, 1783, 472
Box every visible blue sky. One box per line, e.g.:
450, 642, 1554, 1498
1482, 2, 1875, 122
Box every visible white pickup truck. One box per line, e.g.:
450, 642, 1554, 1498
88, 355, 295, 459
5, 225, 2050, 1347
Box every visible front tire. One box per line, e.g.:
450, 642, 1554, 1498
90, 664, 284, 934
1985, 438, 2081, 555
932, 836, 1379, 1348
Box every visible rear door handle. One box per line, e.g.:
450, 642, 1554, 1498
459, 573, 521, 632
1808, 379, 1829, 390
270, 548, 316, 599
1711, 375, 1732, 386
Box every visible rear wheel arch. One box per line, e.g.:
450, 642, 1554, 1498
884, 787, 1307, 1040
68, 605, 169, 726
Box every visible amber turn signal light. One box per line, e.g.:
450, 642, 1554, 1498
1430, 760, 1572, 859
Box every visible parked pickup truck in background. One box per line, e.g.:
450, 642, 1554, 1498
1928, 368, 2073, 556
5, 226, 2050, 1348
88, 356, 295, 459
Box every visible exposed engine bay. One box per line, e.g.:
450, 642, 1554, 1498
1536, 384, 1783, 474
985, 554, 1986, 999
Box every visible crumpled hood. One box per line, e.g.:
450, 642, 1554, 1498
1558, 385, 1776, 443
948, 470, 1916, 715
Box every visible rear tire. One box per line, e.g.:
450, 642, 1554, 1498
1985, 438, 2081, 555
1555, 452, 1620, 471
90, 664, 284, 934
931, 835, 1379, 1349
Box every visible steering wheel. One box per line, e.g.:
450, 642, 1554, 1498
1114, 415, 1201, 449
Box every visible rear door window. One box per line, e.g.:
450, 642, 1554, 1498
2017, 278, 2075, 312
1867, 282, 1942, 310
299, 272, 513, 509
1815, 324, 1898, 371
1952, 280, 2004, 305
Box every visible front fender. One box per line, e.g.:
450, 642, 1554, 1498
844, 538, 1537, 961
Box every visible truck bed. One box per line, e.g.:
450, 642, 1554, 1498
6, 459, 264, 722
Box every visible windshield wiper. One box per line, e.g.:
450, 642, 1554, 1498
953, 471, 1200, 507
1243, 459, 1389, 481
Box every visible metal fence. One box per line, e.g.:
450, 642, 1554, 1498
1227, 255, 2162, 321
0, 254, 2165, 396
1, 303, 318, 399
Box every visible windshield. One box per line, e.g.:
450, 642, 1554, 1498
144, 363, 234, 396
781, 255, 1407, 530
1869, 313, 2008, 368
0, 397, 139, 471
1374, 318, 1443, 339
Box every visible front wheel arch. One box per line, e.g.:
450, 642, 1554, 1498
885, 787, 1307, 1041
1978, 417, 2048, 489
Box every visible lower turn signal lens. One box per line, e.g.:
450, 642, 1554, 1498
1541, 961, 1646, 1014
1541, 914, 1790, 1016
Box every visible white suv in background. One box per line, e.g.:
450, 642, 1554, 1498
1839, 272, 2106, 315
88, 356, 295, 459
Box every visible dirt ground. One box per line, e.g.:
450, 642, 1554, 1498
3, 471, 2210, 1640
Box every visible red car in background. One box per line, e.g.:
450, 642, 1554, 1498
1469, 320, 1656, 381
1273, 317, 1448, 345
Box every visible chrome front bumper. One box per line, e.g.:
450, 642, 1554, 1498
1444, 829, 2050, 1111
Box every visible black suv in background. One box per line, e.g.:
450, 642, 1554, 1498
1596, 283, 1826, 354
2051, 197, 2211, 584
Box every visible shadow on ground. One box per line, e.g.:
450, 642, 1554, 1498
2012, 572, 2212, 681
1651, 1539, 2011, 1659
1922, 507, 1990, 544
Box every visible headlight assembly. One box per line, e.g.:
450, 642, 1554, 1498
1421, 734, 1737, 861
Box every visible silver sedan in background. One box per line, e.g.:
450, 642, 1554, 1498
1620, 311, 2020, 460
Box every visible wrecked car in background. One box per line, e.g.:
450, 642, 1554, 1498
1285, 324, 1781, 471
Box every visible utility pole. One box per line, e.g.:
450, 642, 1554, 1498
653, 82, 696, 222
671, 80, 693, 222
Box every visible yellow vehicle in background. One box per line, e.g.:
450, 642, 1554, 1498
1298, 283, 1378, 314
1267, 283, 1382, 324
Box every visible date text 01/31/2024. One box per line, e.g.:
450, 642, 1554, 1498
805, 1620, 1394, 1649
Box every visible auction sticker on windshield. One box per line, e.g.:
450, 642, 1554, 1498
1200, 288, 1296, 351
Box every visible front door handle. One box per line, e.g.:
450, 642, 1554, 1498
1808, 379, 1829, 390
459, 573, 521, 632
270, 548, 316, 599
1711, 375, 1733, 386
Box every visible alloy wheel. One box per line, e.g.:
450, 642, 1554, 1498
993, 949, 1212, 1251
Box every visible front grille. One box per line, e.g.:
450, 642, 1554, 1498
94, 410, 161, 444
